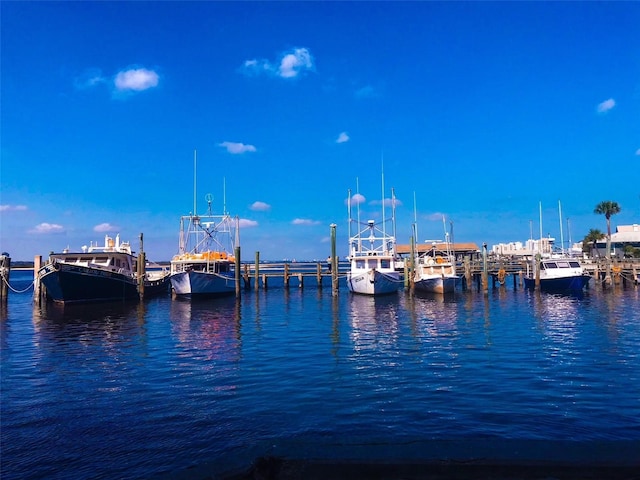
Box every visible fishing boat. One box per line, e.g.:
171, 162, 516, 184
523, 201, 591, 293
524, 257, 591, 292
413, 252, 460, 294
37, 234, 170, 304
346, 185, 401, 296
169, 194, 238, 297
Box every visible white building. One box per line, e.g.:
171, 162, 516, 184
594, 224, 640, 258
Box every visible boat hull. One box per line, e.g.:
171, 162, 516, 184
347, 270, 401, 296
414, 275, 460, 294
38, 263, 138, 304
524, 274, 591, 293
170, 270, 235, 296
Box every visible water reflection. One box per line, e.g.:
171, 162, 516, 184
529, 291, 581, 344
169, 296, 241, 364
347, 293, 401, 350
403, 291, 460, 339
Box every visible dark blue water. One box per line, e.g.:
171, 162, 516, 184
2, 270, 639, 479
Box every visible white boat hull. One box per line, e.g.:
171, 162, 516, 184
414, 275, 460, 294
170, 270, 235, 296
347, 269, 401, 296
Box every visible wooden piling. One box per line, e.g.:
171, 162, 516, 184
534, 254, 540, 291
243, 264, 250, 289
298, 273, 303, 288
261, 273, 267, 290
464, 256, 472, 290
284, 263, 290, 288
316, 263, 322, 288
33, 255, 43, 304
137, 233, 145, 299
254, 252, 260, 291
235, 246, 241, 297
481, 243, 488, 294
0, 254, 10, 303
330, 224, 338, 297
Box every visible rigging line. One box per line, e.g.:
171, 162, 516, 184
0, 274, 35, 293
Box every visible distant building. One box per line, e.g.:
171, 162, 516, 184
492, 236, 556, 258
594, 224, 640, 258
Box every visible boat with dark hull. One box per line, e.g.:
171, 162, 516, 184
524, 258, 591, 293
37, 234, 169, 304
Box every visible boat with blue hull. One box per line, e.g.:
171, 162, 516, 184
169, 194, 238, 297
524, 258, 591, 293
37, 234, 170, 304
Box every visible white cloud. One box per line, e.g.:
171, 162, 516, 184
596, 98, 615, 113
336, 132, 350, 144
347, 193, 366, 205
30, 223, 64, 234
635, 148, 640, 156
219, 141, 257, 154
425, 212, 445, 222
278, 48, 313, 78
241, 47, 314, 79
93, 223, 119, 232
239, 218, 258, 228
292, 218, 320, 226
250, 201, 271, 211
0, 205, 27, 212
114, 68, 159, 92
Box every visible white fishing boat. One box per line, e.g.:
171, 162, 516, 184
37, 234, 170, 304
413, 251, 460, 294
346, 185, 401, 296
169, 195, 238, 297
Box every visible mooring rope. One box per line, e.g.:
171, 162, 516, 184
0, 273, 35, 293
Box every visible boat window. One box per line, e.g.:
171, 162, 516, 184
569, 261, 581, 268
95, 257, 108, 264
219, 263, 229, 273
367, 259, 378, 269
380, 259, 390, 269
80, 257, 92, 263
556, 261, 570, 268
65, 257, 78, 263
356, 260, 365, 269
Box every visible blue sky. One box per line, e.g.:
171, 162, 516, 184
1, 1, 639, 262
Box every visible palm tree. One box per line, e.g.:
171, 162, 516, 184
582, 228, 606, 258
594, 201, 621, 259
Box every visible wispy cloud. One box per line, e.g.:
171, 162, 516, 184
250, 201, 271, 211
241, 47, 314, 79
596, 98, 615, 113
371, 198, 403, 207
424, 212, 446, 222
29, 223, 64, 234
93, 223, 120, 232
74, 68, 106, 89
239, 218, 258, 228
0, 205, 28, 212
292, 218, 321, 226
347, 193, 366, 205
114, 68, 159, 92
219, 141, 257, 154
635, 148, 640, 156
336, 132, 350, 144
355, 85, 376, 99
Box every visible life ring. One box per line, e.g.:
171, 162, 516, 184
436, 257, 444, 264
497, 268, 506, 284
612, 266, 621, 274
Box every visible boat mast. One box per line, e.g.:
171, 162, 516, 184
539, 201, 543, 255
356, 178, 362, 252
391, 187, 397, 253
381, 154, 386, 240
413, 191, 418, 247
193, 149, 197, 216
558, 200, 564, 255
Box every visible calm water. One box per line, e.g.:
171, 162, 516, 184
1, 270, 639, 479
